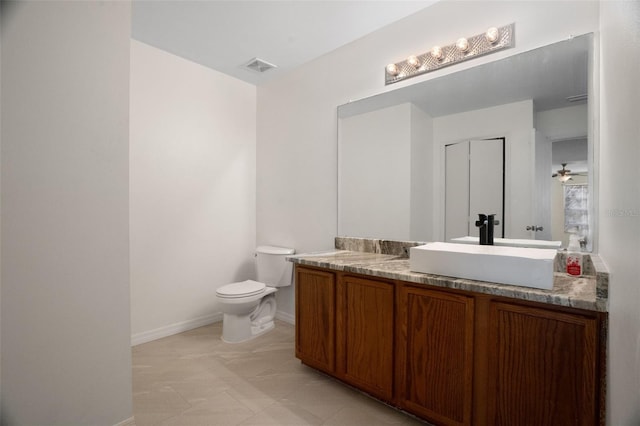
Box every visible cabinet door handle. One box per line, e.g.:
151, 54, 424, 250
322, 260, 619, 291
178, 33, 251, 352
526, 225, 544, 231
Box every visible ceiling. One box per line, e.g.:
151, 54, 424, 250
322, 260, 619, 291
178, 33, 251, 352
132, 1, 435, 86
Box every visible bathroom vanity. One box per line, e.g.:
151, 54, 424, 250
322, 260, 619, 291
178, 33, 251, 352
320, 30, 603, 425
289, 238, 608, 426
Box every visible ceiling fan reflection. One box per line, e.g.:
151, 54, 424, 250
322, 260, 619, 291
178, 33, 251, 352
552, 163, 587, 182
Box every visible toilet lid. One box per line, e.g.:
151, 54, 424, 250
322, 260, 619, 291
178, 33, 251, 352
216, 280, 266, 298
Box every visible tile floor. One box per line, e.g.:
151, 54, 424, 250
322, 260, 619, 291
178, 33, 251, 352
132, 321, 428, 425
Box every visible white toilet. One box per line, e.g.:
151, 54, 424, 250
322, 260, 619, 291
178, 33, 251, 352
216, 245, 295, 343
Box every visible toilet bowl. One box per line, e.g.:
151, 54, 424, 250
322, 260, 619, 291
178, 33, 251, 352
216, 246, 295, 343
216, 280, 277, 343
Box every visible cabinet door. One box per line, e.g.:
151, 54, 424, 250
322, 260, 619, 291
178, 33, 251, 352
337, 275, 395, 402
397, 285, 475, 426
487, 301, 598, 425
295, 267, 336, 373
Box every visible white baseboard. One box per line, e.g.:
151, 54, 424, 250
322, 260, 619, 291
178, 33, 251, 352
275, 310, 295, 325
114, 416, 136, 426
131, 312, 223, 346
131, 310, 293, 346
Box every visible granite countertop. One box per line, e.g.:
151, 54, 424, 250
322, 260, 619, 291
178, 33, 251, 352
288, 248, 608, 312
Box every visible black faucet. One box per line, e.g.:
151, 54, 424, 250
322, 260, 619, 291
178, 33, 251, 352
475, 214, 498, 245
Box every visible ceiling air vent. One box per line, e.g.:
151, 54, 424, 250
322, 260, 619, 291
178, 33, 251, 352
243, 57, 277, 73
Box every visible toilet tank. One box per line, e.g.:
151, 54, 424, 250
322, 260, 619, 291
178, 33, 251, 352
256, 245, 296, 287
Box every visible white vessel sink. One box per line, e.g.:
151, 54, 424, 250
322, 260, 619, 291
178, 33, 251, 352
409, 242, 557, 290
450, 236, 562, 249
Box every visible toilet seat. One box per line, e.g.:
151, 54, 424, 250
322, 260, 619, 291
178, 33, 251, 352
216, 280, 266, 299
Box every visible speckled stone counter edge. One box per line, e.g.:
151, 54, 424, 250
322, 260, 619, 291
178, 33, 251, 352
289, 236, 609, 312
335, 236, 426, 258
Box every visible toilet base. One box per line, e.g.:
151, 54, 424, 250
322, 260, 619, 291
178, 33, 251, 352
221, 314, 275, 343
221, 293, 277, 343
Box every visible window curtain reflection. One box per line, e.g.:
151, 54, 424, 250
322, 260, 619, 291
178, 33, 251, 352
564, 184, 588, 235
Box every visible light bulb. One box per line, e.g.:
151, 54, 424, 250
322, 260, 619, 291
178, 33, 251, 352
407, 55, 420, 68
430, 46, 443, 61
485, 27, 499, 43
386, 63, 399, 76
456, 37, 469, 52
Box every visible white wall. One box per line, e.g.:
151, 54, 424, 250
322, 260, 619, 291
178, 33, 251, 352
0, 5, 4, 418
339, 103, 411, 239
257, 1, 598, 317
598, 1, 640, 424
552, 138, 589, 166
0, 5, 4, 419
1, 2, 132, 424
129, 40, 257, 344
536, 104, 588, 142
433, 100, 534, 239
254, 0, 640, 419
339, 102, 433, 242
534, 130, 553, 240
410, 105, 433, 242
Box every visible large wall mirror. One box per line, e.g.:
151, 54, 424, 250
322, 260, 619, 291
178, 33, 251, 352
338, 33, 594, 251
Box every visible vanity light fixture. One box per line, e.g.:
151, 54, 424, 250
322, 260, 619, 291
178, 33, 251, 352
407, 55, 421, 68
385, 63, 400, 76
431, 46, 443, 61
385, 23, 515, 85
485, 27, 500, 43
456, 37, 470, 52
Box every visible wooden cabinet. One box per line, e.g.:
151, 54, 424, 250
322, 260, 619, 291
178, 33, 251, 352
486, 301, 599, 425
295, 266, 336, 373
294, 265, 605, 425
397, 284, 475, 426
337, 275, 395, 402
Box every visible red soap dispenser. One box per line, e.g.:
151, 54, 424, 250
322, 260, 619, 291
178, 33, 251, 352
566, 233, 583, 276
